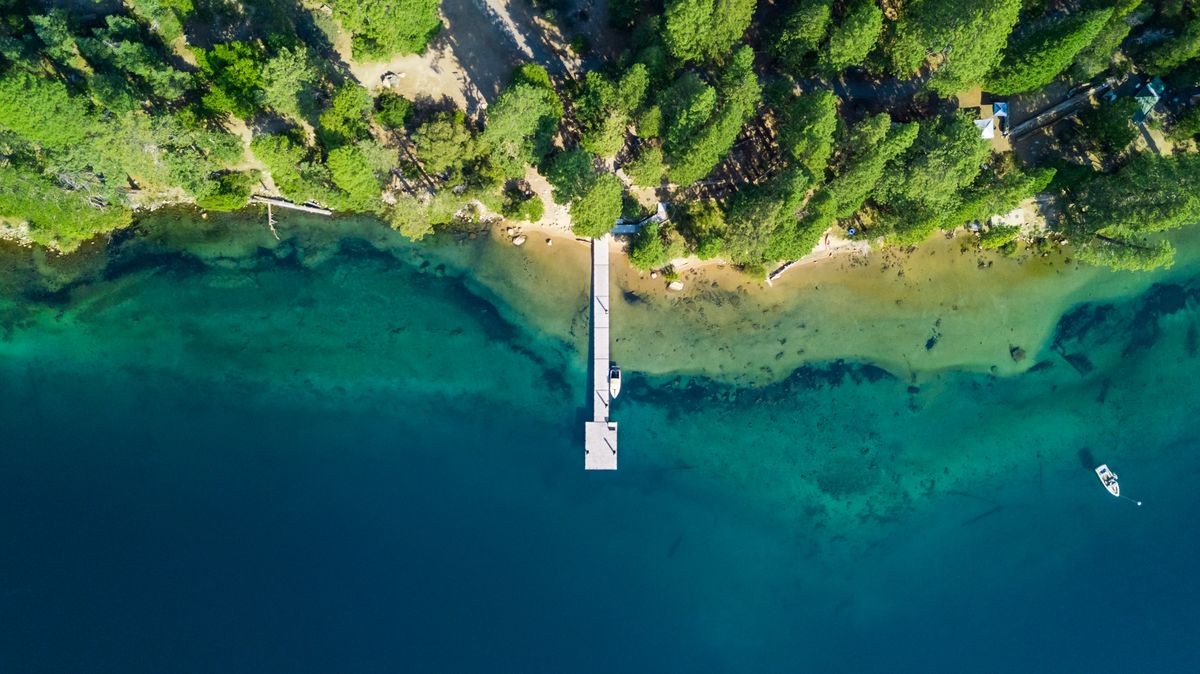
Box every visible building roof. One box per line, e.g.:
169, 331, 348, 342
1133, 77, 1166, 122
974, 117, 996, 139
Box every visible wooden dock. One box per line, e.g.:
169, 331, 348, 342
584, 235, 617, 470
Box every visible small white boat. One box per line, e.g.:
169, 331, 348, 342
608, 364, 621, 399
1095, 464, 1120, 497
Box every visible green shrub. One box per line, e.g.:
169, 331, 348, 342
978, 224, 1020, 249
502, 191, 544, 222
0, 165, 133, 251
195, 171, 256, 211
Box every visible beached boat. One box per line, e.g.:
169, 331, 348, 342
1095, 464, 1120, 497
609, 364, 621, 399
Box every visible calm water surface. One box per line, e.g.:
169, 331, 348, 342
1, 214, 1198, 672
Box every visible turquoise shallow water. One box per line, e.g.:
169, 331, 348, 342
1, 215, 1199, 672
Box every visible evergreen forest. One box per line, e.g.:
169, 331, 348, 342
1, 0, 1199, 271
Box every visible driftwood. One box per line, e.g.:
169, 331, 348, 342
249, 195, 333, 215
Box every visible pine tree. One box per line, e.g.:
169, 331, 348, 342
989, 9, 1114, 94
819, 0, 883, 74
662, 0, 756, 62
889, 0, 1023, 94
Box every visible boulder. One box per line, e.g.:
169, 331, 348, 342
667, 280, 684, 291
512, 235, 527, 246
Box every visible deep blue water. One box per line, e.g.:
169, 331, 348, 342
1, 224, 1199, 672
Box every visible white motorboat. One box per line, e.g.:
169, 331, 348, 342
609, 364, 621, 399
1095, 464, 1120, 497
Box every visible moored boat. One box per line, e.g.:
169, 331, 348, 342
1095, 464, 1120, 497
609, 364, 621, 399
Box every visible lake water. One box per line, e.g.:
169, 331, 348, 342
1, 212, 1198, 672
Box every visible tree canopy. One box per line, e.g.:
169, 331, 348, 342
775, 90, 838, 180
3, 0, 1198, 271
571, 173, 623, 237
329, 0, 442, 59
480, 67, 563, 178
412, 111, 475, 176
772, 0, 832, 73
819, 0, 882, 74
662, 0, 756, 62
989, 9, 1114, 94
1142, 19, 1200, 76
1063, 155, 1200, 269
664, 45, 760, 184
889, 0, 1023, 93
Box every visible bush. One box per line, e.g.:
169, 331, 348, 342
502, 190, 544, 222
0, 165, 133, 251
195, 171, 256, 211
680, 200, 727, 259
327, 144, 387, 210
250, 131, 340, 205
390, 196, 434, 240
978, 224, 1020, 249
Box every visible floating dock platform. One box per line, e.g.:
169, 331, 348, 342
584, 235, 617, 470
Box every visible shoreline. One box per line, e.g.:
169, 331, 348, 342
7, 206, 1200, 389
